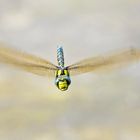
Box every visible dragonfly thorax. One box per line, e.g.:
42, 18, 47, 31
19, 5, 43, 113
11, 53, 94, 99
55, 69, 71, 91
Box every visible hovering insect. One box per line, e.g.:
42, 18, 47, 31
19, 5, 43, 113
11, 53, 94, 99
0, 43, 140, 91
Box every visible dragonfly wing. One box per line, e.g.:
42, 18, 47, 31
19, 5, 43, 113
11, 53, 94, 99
0, 43, 58, 77
67, 47, 140, 76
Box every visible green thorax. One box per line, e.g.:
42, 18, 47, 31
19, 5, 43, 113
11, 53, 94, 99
55, 69, 71, 91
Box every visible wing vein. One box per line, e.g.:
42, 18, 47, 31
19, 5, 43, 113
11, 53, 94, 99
0, 43, 58, 77
67, 47, 140, 76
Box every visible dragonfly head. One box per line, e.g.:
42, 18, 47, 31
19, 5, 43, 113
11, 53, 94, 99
57, 79, 70, 91
55, 69, 71, 91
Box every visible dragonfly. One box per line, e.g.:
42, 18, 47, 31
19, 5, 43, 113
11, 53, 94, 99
0, 42, 140, 91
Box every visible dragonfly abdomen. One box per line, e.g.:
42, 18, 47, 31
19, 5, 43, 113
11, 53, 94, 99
57, 46, 64, 68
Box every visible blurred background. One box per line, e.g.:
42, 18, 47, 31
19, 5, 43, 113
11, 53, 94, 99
0, 0, 140, 140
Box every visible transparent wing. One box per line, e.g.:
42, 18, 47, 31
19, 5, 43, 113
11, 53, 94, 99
67, 48, 140, 76
0, 43, 58, 77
